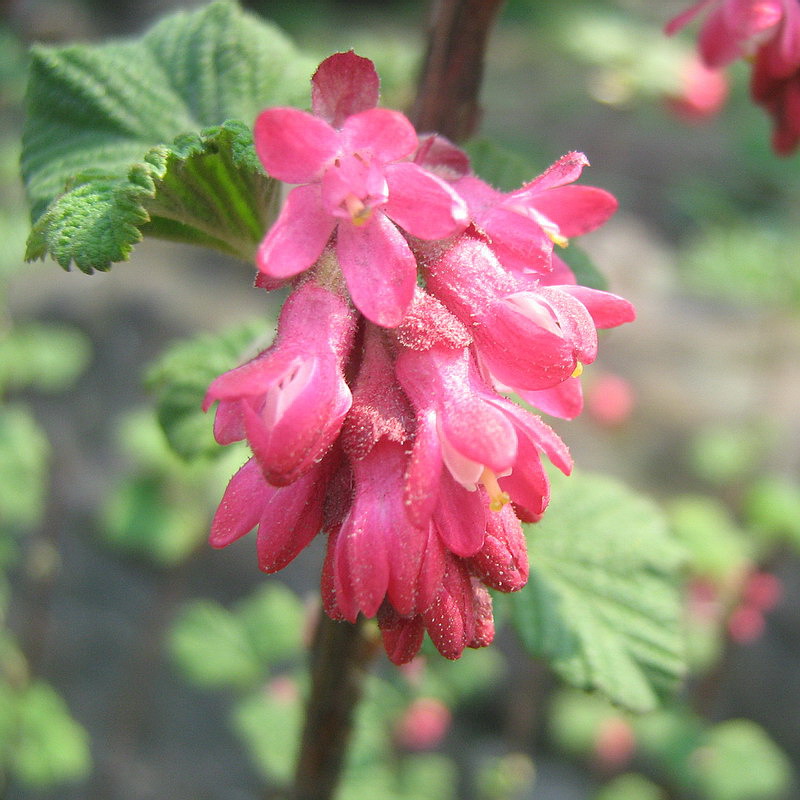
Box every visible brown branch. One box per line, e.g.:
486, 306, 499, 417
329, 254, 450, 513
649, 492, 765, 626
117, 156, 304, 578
410, 0, 506, 143
290, 612, 378, 800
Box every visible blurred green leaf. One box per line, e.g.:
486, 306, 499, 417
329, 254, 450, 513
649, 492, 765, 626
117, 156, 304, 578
232, 680, 303, 783
11, 680, 91, 789
145, 319, 269, 461
102, 474, 206, 567
594, 773, 667, 800
558, 243, 608, 291
0, 322, 90, 394
510, 470, 686, 712
169, 600, 264, 689
690, 426, 768, 486
692, 719, 792, 800
548, 688, 627, 756
236, 584, 305, 664
464, 138, 538, 192
21, 0, 314, 272
667, 495, 752, 581
0, 404, 49, 531
744, 475, 800, 550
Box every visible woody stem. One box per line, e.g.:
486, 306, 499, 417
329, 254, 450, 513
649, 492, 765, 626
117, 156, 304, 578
290, 612, 377, 800
410, 0, 506, 142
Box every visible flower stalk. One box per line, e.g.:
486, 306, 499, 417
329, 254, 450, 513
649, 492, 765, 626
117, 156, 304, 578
291, 612, 378, 800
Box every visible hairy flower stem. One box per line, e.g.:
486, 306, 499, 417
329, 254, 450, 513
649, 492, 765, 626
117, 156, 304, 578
291, 612, 378, 800
410, 0, 506, 142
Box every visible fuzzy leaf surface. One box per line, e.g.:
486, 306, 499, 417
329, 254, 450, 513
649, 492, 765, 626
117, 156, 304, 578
21, 0, 314, 272
510, 470, 685, 712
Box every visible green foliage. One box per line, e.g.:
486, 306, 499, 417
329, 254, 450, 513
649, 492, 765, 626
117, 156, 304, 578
232, 679, 305, 784
3, 680, 91, 789
21, 0, 315, 272
744, 475, 800, 550
169, 584, 304, 689
100, 410, 247, 566
0, 322, 90, 395
689, 425, 769, 486
0, 405, 49, 533
464, 138, 538, 193
510, 470, 685, 712
146, 319, 271, 461
678, 221, 800, 310
667, 495, 752, 581
594, 774, 667, 800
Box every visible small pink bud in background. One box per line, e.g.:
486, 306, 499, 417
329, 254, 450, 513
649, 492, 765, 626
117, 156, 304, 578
667, 56, 729, 120
586, 372, 635, 427
742, 570, 783, 611
727, 604, 766, 643
593, 716, 636, 769
395, 698, 452, 751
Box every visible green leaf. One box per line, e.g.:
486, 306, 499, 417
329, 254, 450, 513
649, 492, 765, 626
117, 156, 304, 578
690, 719, 792, 800
0, 405, 50, 531
145, 319, 271, 461
0, 322, 90, 394
236, 584, 305, 665
169, 599, 264, 689
594, 774, 667, 800
21, 0, 315, 272
744, 475, 800, 550
232, 681, 303, 783
510, 470, 686, 712
464, 138, 537, 192
11, 680, 91, 789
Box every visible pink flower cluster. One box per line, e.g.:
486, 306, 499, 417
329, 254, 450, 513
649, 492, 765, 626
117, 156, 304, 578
204, 52, 635, 664
667, 0, 800, 153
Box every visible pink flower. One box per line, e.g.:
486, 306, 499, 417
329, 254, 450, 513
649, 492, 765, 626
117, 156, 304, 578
209, 455, 334, 573
751, 55, 800, 153
666, 0, 800, 69
454, 152, 618, 275
203, 279, 356, 486
395, 342, 573, 526
254, 52, 468, 327
420, 233, 635, 394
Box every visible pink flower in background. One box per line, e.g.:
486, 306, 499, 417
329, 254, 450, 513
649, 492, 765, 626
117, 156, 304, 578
254, 51, 468, 327
665, 0, 797, 67
666, 55, 729, 120
206, 52, 635, 664
666, 0, 800, 152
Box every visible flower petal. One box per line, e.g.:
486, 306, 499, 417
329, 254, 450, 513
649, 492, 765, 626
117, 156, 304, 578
311, 51, 380, 128
341, 108, 418, 162
432, 472, 486, 557
556, 285, 636, 328
518, 152, 590, 196
254, 107, 340, 183
518, 377, 584, 420
530, 185, 618, 237
257, 185, 335, 279
384, 162, 469, 239
209, 458, 270, 547
337, 212, 416, 327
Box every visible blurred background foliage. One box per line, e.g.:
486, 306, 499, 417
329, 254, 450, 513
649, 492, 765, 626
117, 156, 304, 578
2, 0, 800, 798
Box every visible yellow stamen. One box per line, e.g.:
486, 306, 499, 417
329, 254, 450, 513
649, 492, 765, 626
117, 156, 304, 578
571, 362, 584, 378
344, 194, 372, 227
547, 229, 569, 248
480, 468, 511, 512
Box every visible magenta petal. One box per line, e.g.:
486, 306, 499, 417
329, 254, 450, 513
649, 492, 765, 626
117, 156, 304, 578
469, 502, 528, 592
256, 462, 327, 573
432, 473, 486, 557
556, 285, 636, 328
481, 205, 554, 273
498, 435, 551, 520
209, 458, 271, 547
341, 108, 418, 162
378, 605, 425, 665
257, 185, 335, 279
311, 51, 380, 128
519, 377, 584, 420
519, 152, 590, 196
337, 213, 416, 327
254, 108, 340, 183
212, 399, 246, 444
384, 162, 469, 239
531, 185, 618, 237
404, 412, 444, 528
